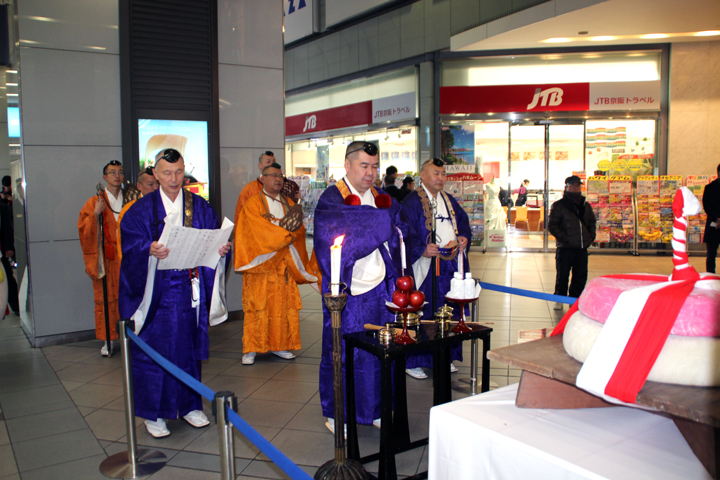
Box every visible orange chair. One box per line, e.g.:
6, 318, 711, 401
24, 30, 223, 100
535, 208, 544, 231
515, 206, 529, 230
502, 206, 508, 224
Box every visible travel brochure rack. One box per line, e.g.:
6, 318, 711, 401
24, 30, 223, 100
296, 174, 713, 256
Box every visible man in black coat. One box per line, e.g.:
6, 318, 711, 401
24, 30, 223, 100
703, 164, 720, 273
383, 165, 403, 201
548, 176, 597, 310
0, 176, 18, 315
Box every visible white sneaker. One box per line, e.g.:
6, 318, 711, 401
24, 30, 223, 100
183, 410, 210, 428
450, 363, 458, 373
100, 342, 113, 357
372, 418, 381, 429
145, 418, 170, 438
406, 367, 428, 379
325, 418, 347, 438
553, 302, 563, 310
271, 350, 296, 360
242, 352, 256, 365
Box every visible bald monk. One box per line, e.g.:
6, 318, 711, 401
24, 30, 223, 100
78, 160, 124, 356
234, 162, 318, 365
234, 150, 277, 226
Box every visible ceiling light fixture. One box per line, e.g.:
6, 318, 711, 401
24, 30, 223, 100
591, 36, 616, 41
642, 33, 668, 39
695, 30, 720, 36
543, 37, 571, 43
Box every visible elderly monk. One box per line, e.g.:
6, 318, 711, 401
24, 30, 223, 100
78, 160, 124, 356
119, 148, 231, 438
313, 141, 409, 432
235, 162, 317, 365
117, 165, 159, 260
402, 158, 471, 379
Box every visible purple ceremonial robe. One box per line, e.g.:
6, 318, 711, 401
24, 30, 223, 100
314, 185, 409, 424
119, 190, 220, 421
401, 190, 472, 368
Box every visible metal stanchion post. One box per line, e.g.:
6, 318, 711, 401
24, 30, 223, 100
100, 320, 167, 478
470, 297, 479, 395
214, 391, 237, 480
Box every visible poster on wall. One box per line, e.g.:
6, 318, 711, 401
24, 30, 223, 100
441, 124, 475, 174
445, 173, 484, 246
138, 119, 210, 200
585, 120, 655, 179
316, 145, 329, 182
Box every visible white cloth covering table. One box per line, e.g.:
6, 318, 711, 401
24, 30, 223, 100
428, 383, 711, 480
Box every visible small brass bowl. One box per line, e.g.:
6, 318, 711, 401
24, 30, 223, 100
378, 327, 395, 345
395, 312, 421, 326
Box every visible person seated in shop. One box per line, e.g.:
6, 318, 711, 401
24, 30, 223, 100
499, 186, 513, 207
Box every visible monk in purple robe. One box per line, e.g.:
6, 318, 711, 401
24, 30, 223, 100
313, 141, 409, 430
401, 159, 471, 379
119, 149, 230, 438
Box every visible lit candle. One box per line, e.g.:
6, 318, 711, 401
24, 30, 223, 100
330, 235, 345, 295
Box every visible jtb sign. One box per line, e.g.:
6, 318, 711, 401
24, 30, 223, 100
527, 87, 564, 110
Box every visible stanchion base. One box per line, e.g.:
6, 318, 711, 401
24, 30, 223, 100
99, 449, 167, 479
314, 458, 368, 480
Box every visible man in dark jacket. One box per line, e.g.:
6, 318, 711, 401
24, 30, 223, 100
703, 164, 720, 273
548, 175, 597, 310
0, 176, 18, 315
383, 165, 403, 201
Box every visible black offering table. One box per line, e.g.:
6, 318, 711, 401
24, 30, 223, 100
343, 323, 492, 480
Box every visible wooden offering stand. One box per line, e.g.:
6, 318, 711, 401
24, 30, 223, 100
488, 336, 720, 479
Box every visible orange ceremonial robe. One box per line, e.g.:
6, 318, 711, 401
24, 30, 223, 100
116, 198, 137, 262
234, 178, 263, 227
78, 194, 120, 341
234, 193, 318, 354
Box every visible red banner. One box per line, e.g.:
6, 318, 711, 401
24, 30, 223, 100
286, 101, 372, 136
440, 83, 591, 114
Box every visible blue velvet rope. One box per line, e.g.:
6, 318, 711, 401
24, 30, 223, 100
126, 328, 313, 480
478, 282, 578, 305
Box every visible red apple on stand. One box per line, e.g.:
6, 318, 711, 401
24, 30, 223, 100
409, 290, 425, 308
396, 276, 414, 293
392, 290, 410, 308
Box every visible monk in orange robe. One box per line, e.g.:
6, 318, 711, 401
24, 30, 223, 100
233, 150, 276, 227
234, 162, 318, 365
78, 160, 124, 355
117, 166, 159, 260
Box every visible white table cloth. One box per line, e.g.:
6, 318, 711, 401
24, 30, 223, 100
428, 384, 711, 480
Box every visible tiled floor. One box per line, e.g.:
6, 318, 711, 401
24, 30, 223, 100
0, 251, 704, 479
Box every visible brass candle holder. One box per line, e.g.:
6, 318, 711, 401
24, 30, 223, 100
315, 285, 368, 480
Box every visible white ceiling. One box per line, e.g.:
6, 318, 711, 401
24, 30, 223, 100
451, 0, 720, 52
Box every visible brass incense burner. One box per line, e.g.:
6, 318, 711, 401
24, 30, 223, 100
434, 305, 454, 330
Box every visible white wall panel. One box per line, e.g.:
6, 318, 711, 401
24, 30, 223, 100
218, 0, 283, 68
18, 0, 119, 54
22, 146, 122, 243
20, 47, 121, 147
29, 240, 96, 337
218, 64, 284, 149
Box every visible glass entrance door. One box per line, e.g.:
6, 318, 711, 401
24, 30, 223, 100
508, 125, 545, 250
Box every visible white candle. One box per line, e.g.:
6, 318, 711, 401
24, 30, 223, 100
395, 227, 406, 273
458, 244, 464, 276
330, 235, 345, 295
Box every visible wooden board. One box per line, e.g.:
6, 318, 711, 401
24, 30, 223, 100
516, 371, 617, 409
488, 336, 720, 428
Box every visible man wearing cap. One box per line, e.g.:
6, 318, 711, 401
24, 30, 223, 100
548, 175, 597, 310
117, 166, 159, 260
78, 160, 124, 356
313, 141, 409, 432
119, 148, 231, 438
383, 165, 402, 201
234, 162, 317, 365
402, 158, 470, 379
